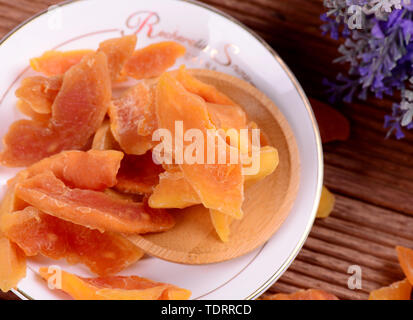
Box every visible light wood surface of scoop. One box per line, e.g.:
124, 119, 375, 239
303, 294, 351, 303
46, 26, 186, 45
127, 69, 300, 264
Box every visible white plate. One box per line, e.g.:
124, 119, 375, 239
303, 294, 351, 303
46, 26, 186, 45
0, 0, 323, 300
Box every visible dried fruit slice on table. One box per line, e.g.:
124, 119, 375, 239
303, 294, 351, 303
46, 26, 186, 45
156, 73, 244, 219
396, 246, 413, 285
15, 171, 174, 234
39, 267, 191, 300
1, 52, 112, 167
98, 35, 137, 82
369, 279, 412, 300
124, 41, 186, 79
3, 207, 143, 276
15, 75, 63, 114
30, 50, 94, 76
109, 81, 157, 155
116, 152, 163, 195
316, 186, 335, 219
261, 289, 339, 300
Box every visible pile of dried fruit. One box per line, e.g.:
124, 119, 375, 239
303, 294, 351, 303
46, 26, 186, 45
0, 35, 279, 299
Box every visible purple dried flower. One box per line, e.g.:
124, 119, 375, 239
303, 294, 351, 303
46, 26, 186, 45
321, 1, 413, 138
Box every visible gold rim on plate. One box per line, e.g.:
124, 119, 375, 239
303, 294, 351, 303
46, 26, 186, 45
0, 0, 323, 301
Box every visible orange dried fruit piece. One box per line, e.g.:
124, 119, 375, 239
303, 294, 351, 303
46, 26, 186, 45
15, 75, 63, 114
98, 35, 137, 82
156, 73, 244, 219
210, 210, 233, 243
109, 81, 157, 155
51, 51, 112, 147
149, 146, 277, 209
262, 289, 339, 300
116, 152, 163, 195
369, 279, 412, 300
92, 120, 119, 151
3, 206, 143, 276
124, 41, 186, 79
244, 146, 279, 186
1, 52, 112, 167
16, 100, 50, 123
0, 237, 26, 292
176, 65, 235, 105
15, 171, 175, 234
0, 120, 61, 167
149, 168, 200, 209
206, 103, 247, 131
30, 50, 94, 76
25, 150, 123, 191
396, 246, 413, 285
39, 267, 191, 300
316, 186, 335, 219
0, 175, 28, 228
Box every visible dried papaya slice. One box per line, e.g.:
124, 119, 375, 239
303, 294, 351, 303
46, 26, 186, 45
116, 152, 163, 195
262, 289, 339, 300
39, 150, 121, 187
98, 35, 137, 82
15, 171, 174, 234
0, 120, 60, 167
149, 168, 200, 209
30, 50, 94, 76
51, 52, 111, 147
25, 150, 123, 191
151, 174, 232, 242
396, 246, 413, 285
369, 279, 412, 300
149, 146, 277, 209
244, 146, 279, 186
3, 207, 143, 276
156, 73, 244, 219
176, 66, 234, 105
0, 174, 29, 228
109, 82, 157, 155
210, 210, 232, 243
206, 103, 247, 131
15, 75, 63, 114
1, 52, 111, 167
316, 186, 335, 219
0, 164, 28, 293
124, 42, 186, 79
39, 267, 191, 300
92, 120, 119, 151
16, 100, 50, 123
0, 237, 26, 292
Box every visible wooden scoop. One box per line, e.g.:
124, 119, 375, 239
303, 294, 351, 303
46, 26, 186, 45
127, 69, 300, 264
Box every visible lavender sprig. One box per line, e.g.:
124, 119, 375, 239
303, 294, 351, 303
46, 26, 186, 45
322, 0, 413, 138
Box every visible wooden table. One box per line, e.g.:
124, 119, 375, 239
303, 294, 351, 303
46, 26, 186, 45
0, 0, 412, 300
